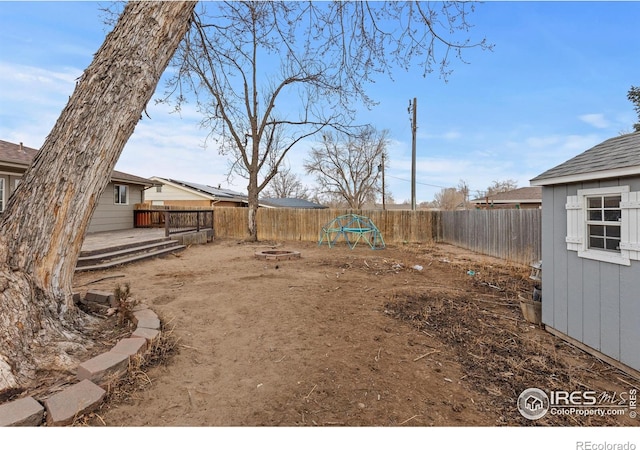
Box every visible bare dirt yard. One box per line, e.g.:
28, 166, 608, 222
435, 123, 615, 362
66, 238, 637, 427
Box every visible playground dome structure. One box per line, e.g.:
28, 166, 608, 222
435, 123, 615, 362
318, 213, 386, 250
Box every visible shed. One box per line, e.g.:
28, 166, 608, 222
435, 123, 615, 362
530, 132, 640, 375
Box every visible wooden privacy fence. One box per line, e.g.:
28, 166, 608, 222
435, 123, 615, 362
439, 209, 541, 265
139, 205, 541, 264
213, 207, 440, 245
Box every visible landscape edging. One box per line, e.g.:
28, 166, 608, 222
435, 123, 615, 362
0, 297, 161, 427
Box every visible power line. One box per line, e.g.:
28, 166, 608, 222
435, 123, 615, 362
386, 174, 450, 189
386, 174, 483, 193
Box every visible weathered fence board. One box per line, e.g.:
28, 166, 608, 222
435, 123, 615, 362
439, 209, 541, 265
211, 208, 439, 244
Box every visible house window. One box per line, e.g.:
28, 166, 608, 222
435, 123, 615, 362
114, 184, 128, 205
565, 186, 640, 266
586, 194, 621, 252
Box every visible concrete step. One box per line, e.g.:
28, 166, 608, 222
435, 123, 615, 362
75, 241, 186, 272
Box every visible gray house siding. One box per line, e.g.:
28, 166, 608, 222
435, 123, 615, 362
541, 177, 640, 372
86, 182, 144, 233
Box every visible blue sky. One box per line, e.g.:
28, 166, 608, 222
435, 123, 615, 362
1, 1, 639, 204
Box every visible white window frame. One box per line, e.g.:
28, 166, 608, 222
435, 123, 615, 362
585, 191, 622, 252
114, 184, 129, 205
566, 186, 638, 266
0, 177, 5, 212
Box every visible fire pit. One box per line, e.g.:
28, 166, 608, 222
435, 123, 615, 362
254, 250, 301, 261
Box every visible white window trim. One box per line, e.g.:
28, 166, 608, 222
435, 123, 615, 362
114, 184, 129, 205
566, 186, 632, 266
0, 177, 5, 212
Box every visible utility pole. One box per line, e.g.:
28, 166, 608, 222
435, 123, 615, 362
409, 97, 417, 211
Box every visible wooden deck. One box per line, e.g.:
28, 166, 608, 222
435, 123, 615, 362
81, 228, 168, 253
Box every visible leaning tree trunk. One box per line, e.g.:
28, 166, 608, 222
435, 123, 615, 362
0, 1, 196, 393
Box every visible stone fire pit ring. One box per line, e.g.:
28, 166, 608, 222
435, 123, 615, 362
254, 249, 301, 261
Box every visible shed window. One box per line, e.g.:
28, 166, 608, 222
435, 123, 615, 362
114, 184, 128, 205
565, 186, 640, 266
586, 195, 621, 252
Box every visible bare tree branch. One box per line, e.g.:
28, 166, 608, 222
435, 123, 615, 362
162, 1, 491, 239
305, 127, 389, 209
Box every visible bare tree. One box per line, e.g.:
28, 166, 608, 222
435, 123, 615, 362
457, 179, 471, 209
304, 127, 389, 209
433, 187, 465, 210
262, 165, 311, 200
164, 1, 491, 240
0, 2, 195, 393
484, 179, 519, 197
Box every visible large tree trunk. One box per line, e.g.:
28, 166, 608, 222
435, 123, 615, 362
0, 1, 196, 393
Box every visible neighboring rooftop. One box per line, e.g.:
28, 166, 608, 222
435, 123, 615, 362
531, 132, 640, 186
472, 186, 542, 204
152, 177, 248, 201
0, 139, 37, 166
260, 198, 328, 209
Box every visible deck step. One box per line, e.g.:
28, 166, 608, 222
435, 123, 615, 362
79, 237, 172, 257
77, 240, 181, 265
75, 240, 186, 272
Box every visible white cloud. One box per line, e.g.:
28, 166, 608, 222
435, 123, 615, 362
0, 62, 80, 147
579, 113, 610, 129
421, 130, 462, 140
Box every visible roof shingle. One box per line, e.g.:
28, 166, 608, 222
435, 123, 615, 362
531, 132, 640, 185
0, 139, 152, 186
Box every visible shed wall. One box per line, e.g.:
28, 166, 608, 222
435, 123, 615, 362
542, 178, 640, 371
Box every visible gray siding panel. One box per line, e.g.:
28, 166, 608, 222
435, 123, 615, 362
599, 261, 619, 358
566, 251, 583, 341
582, 259, 601, 351
541, 187, 556, 326
566, 179, 583, 341
87, 182, 142, 233
552, 186, 569, 332
620, 265, 640, 369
